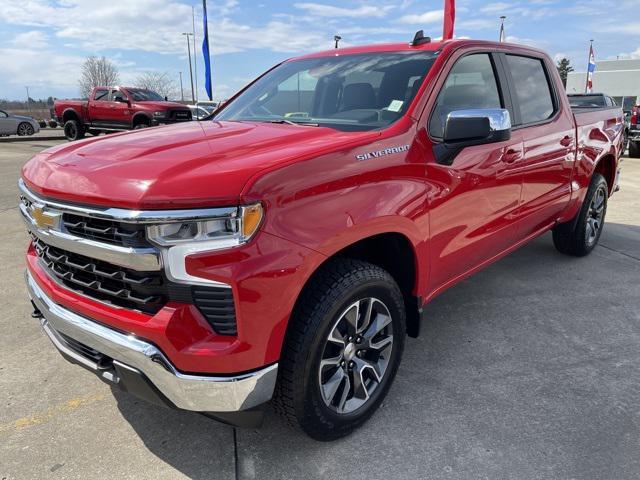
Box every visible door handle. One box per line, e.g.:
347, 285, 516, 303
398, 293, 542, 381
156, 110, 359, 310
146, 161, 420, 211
502, 148, 522, 164
560, 136, 574, 147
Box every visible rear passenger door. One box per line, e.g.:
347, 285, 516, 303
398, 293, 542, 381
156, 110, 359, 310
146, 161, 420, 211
503, 54, 575, 238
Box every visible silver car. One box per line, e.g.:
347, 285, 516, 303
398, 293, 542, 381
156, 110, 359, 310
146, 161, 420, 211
0, 110, 40, 136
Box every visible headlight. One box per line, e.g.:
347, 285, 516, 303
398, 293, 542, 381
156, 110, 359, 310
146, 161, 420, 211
146, 204, 264, 285
153, 111, 166, 118
147, 204, 263, 247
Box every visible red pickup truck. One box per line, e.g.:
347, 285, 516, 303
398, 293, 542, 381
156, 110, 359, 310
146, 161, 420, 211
54, 86, 192, 141
22, 38, 623, 440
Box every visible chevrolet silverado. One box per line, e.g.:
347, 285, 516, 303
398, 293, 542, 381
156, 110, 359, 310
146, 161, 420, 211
22, 37, 624, 441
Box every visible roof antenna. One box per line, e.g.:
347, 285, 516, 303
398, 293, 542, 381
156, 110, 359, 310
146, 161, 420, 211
410, 30, 431, 46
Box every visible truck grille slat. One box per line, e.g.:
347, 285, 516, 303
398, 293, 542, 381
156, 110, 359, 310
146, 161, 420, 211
63, 213, 149, 248
34, 237, 165, 313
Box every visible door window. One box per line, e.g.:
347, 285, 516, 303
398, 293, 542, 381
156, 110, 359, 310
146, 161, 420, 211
111, 90, 127, 102
93, 89, 110, 101
429, 54, 502, 138
0, 110, 7, 118
506, 55, 555, 125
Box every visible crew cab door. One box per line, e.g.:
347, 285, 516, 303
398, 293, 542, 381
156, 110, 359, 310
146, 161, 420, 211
106, 89, 133, 127
503, 54, 575, 238
87, 88, 112, 125
425, 52, 524, 292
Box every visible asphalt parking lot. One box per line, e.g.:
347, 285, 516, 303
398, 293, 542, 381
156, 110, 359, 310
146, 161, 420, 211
1, 139, 639, 480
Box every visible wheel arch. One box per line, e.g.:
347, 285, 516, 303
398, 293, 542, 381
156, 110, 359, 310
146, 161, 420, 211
62, 108, 82, 125
593, 153, 617, 195
292, 230, 424, 339
132, 112, 152, 127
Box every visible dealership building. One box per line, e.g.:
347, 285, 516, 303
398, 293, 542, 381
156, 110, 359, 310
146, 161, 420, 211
566, 58, 640, 110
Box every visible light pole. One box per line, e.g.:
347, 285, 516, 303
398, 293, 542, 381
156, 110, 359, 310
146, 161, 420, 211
179, 72, 184, 102
334, 35, 342, 49
499, 16, 506, 42
182, 32, 195, 103
192, 6, 198, 104
25, 86, 31, 113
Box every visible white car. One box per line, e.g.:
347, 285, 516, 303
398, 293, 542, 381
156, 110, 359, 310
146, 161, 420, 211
187, 105, 211, 121
0, 109, 40, 136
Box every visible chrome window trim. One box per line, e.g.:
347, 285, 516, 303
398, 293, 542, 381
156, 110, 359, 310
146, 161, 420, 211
19, 179, 237, 224
27, 270, 277, 412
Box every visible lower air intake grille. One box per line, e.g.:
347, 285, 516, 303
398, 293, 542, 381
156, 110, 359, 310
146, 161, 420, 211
192, 287, 237, 336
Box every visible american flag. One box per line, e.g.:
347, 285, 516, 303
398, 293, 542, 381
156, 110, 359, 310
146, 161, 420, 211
586, 43, 596, 93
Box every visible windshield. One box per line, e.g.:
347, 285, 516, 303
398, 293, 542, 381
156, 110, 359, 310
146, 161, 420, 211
568, 95, 606, 108
214, 52, 437, 132
128, 89, 165, 102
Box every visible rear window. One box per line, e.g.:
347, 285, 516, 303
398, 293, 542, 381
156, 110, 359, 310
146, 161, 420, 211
93, 89, 109, 101
506, 55, 555, 125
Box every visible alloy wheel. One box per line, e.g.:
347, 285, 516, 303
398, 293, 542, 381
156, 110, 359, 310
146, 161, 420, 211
18, 123, 33, 136
586, 184, 606, 246
318, 297, 394, 414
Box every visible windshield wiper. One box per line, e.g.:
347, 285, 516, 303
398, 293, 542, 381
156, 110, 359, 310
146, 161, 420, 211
269, 119, 319, 127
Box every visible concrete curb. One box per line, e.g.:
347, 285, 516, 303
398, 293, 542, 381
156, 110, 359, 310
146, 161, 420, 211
0, 135, 66, 143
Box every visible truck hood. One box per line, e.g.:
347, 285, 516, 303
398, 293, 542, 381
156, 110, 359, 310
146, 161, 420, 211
22, 120, 371, 209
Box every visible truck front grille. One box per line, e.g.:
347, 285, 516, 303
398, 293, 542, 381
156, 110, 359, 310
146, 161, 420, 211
169, 109, 192, 121
63, 213, 149, 248
34, 237, 165, 314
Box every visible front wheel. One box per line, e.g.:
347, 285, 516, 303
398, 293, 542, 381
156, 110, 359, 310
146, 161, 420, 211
272, 259, 406, 441
552, 173, 608, 257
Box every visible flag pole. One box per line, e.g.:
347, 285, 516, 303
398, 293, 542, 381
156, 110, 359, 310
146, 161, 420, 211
585, 39, 594, 94
499, 16, 506, 42
443, 0, 455, 40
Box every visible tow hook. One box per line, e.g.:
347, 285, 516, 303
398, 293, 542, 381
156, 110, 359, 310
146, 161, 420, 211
30, 300, 43, 319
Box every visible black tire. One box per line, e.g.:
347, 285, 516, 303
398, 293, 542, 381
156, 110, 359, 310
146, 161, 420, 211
63, 119, 85, 141
272, 259, 406, 441
552, 173, 608, 257
17, 122, 34, 136
86, 129, 101, 136
629, 140, 640, 158
133, 121, 150, 130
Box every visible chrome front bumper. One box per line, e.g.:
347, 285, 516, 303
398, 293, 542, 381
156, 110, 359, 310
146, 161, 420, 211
26, 270, 277, 412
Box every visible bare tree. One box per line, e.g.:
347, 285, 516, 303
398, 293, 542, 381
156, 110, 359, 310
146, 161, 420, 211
78, 56, 120, 98
134, 72, 179, 101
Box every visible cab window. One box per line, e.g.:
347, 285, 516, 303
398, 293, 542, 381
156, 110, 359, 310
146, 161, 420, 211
93, 89, 110, 101
505, 55, 555, 125
429, 54, 502, 139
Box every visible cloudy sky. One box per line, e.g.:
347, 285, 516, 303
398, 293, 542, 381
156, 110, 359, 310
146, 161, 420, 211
0, 0, 637, 101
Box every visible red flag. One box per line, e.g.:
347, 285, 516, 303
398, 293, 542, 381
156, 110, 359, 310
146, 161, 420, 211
443, 0, 455, 40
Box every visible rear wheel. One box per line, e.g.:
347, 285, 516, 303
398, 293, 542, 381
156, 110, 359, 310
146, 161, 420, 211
272, 259, 406, 441
17, 122, 34, 136
63, 119, 85, 141
552, 173, 608, 257
629, 140, 640, 158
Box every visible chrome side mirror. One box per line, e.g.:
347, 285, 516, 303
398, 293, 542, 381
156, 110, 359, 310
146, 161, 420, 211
435, 109, 512, 165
